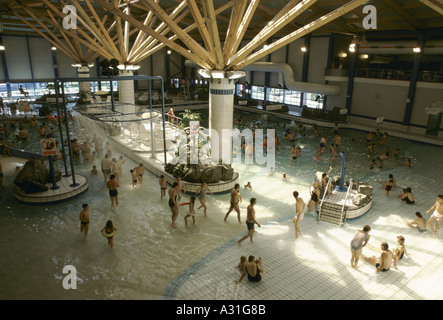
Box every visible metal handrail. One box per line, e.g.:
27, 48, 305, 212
317, 178, 332, 223
340, 180, 353, 226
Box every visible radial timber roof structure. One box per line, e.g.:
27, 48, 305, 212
0, 0, 442, 70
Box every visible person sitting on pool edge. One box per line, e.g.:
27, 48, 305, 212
235, 256, 263, 284
399, 187, 415, 205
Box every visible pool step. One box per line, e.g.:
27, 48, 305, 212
318, 201, 347, 226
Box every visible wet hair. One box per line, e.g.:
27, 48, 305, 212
234, 183, 240, 189
110, 174, 115, 180
172, 182, 179, 188
293, 191, 299, 198
240, 256, 247, 262
416, 212, 423, 217
82, 204, 88, 209
438, 195, 443, 200
248, 255, 255, 262
160, 175, 164, 178
389, 174, 393, 178
250, 198, 256, 205
406, 187, 412, 193
381, 242, 389, 250
106, 220, 113, 231
363, 225, 371, 232
397, 235, 405, 243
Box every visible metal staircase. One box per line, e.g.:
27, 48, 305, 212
317, 178, 353, 226
318, 201, 347, 225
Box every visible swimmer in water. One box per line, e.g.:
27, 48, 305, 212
159, 175, 167, 199
79, 204, 90, 237
244, 182, 252, 190
383, 174, 396, 196
290, 145, 298, 165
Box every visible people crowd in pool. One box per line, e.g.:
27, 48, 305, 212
1, 110, 441, 282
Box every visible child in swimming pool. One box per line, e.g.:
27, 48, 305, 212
101, 220, 117, 248
130, 169, 137, 187
244, 182, 252, 190
159, 175, 167, 199
182, 196, 196, 226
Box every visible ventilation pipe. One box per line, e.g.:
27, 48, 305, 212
185, 60, 341, 95
359, 41, 443, 55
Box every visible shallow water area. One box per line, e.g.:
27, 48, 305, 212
1, 109, 443, 300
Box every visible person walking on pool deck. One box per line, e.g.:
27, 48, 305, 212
235, 256, 263, 284
79, 204, 90, 237
426, 195, 443, 237
237, 198, 261, 245
362, 241, 395, 273
292, 191, 306, 239
350, 225, 371, 268
225, 183, 242, 222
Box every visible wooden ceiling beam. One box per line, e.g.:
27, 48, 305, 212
382, 0, 424, 30
201, 0, 224, 69
230, 0, 370, 70
418, 0, 443, 15
94, 0, 213, 69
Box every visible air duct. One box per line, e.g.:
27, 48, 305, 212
241, 62, 341, 95
185, 60, 341, 96
359, 41, 443, 55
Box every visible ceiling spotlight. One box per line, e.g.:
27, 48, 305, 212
0, 45, 5, 51
413, 47, 421, 53
51, 46, 57, 51
339, 52, 347, 58
167, 50, 172, 55
360, 54, 368, 59
301, 46, 307, 52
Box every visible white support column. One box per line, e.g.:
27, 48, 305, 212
209, 77, 235, 163
118, 69, 135, 117
77, 66, 91, 102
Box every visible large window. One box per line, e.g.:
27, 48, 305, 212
284, 90, 301, 106
304, 93, 323, 109
267, 87, 284, 103
251, 85, 265, 100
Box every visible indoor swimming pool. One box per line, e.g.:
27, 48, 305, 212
1, 108, 442, 300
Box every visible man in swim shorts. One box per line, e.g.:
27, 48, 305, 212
107, 174, 119, 208
101, 154, 112, 184
225, 184, 242, 222
292, 191, 305, 239
362, 241, 394, 273
426, 195, 443, 237
237, 198, 261, 245
408, 212, 427, 232
79, 204, 90, 237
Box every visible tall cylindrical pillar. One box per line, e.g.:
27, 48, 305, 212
118, 69, 136, 118
209, 78, 235, 163
77, 66, 91, 101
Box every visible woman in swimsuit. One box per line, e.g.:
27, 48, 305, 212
169, 182, 180, 227
400, 187, 415, 204
107, 174, 119, 208
235, 256, 263, 284
350, 225, 371, 268
383, 174, 396, 196
159, 175, 167, 199
196, 182, 213, 217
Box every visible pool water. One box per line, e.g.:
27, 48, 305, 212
0, 108, 442, 299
